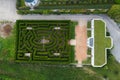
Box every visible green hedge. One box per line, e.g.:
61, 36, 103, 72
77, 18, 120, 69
17, 9, 108, 15
16, 20, 73, 63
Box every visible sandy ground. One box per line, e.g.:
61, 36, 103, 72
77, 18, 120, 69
75, 20, 87, 64
0, 0, 120, 63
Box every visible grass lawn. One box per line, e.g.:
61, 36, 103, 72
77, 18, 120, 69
91, 52, 120, 80
0, 25, 15, 61
94, 20, 112, 66
87, 21, 91, 28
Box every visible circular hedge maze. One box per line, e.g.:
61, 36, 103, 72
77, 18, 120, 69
16, 20, 72, 63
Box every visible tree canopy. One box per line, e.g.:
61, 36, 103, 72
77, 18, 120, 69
115, 0, 120, 4
108, 5, 120, 22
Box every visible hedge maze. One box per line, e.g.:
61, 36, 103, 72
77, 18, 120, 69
16, 20, 72, 63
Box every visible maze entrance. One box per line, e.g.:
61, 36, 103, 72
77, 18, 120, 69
16, 20, 71, 63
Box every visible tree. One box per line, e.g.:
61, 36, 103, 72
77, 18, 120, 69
108, 5, 120, 22
115, 0, 120, 4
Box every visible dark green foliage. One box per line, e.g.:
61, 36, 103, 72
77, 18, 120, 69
16, 20, 75, 63
108, 5, 120, 22
0, 61, 103, 80
70, 22, 77, 39
87, 21, 91, 28
17, 8, 109, 15
115, 0, 120, 4
87, 31, 91, 38
1, 51, 120, 80
0, 25, 15, 61
91, 50, 120, 80
34, 4, 112, 9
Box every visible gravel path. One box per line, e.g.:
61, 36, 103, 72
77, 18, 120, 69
0, 0, 19, 22
0, 0, 120, 62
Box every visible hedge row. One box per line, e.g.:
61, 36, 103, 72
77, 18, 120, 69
17, 0, 113, 14
16, 20, 72, 63
17, 9, 108, 15
39, 0, 114, 5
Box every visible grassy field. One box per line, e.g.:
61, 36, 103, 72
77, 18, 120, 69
87, 31, 91, 38
0, 22, 120, 80
0, 26, 15, 61
91, 51, 120, 80
94, 20, 112, 66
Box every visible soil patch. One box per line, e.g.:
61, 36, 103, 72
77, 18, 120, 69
0, 24, 12, 38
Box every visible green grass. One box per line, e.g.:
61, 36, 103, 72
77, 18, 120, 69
0, 61, 102, 80
87, 31, 91, 37
94, 20, 112, 66
82, 57, 91, 64
0, 26, 15, 61
87, 21, 91, 28
105, 37, 112, 48
70, 22, 77, 39
87, 48, 91, 55
87, 21, 91, 38
0, 52, 120, 80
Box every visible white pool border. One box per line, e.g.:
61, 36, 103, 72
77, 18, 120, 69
91, 19, 113, 67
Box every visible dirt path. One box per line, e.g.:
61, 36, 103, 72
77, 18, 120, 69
75, 20, 87, 64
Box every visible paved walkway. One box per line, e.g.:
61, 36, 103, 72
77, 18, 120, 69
0, 0, 19, 22
0, 0, 120, 63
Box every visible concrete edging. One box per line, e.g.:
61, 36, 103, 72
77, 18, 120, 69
91, 19, 113, 67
